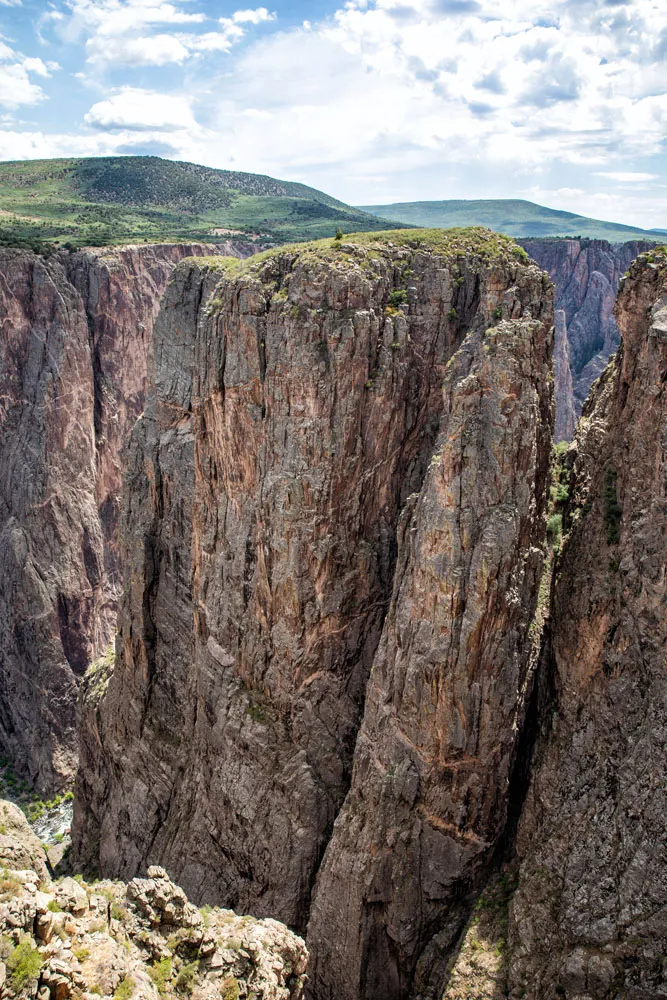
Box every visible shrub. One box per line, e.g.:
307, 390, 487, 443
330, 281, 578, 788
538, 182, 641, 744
547, 513, 563, 549
175, 962, 199, 995
334, 227, 344, 241
447, 307, 457, 321
387, 289, 408, 308
7, 939, 43, 991
47, 900, 63, 913
148, 958, 173, 995
222, 976, 240, 1000
114, 976, 135, 1000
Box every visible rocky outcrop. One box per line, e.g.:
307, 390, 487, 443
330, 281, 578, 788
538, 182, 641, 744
0, 799, 307, 1000
521, 239, 652, 440
0, 243, 234, 792
72, 229, 553, 996
507, 248, 667, 998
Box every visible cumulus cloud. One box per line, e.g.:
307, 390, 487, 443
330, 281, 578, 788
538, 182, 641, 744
0, 40, 57, 108
43, 0, 275, 66
84, 87, 199, 132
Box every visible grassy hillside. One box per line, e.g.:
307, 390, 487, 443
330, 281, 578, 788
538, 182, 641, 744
0, 156, 403, 251
358, 198, 661, 243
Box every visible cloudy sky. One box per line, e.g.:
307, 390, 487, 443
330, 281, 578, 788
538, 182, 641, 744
1, 0, 666, 227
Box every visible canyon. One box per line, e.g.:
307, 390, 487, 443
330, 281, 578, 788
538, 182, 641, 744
0, 228, 665, 1000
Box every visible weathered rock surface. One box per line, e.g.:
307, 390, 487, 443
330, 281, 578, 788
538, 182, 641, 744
0, 243, 233, 791
71, 230, 553, 997
507, 248, 667, 999
0, 799, 307, 1000
306, 253, 552, 1000
521, 239, 652, 439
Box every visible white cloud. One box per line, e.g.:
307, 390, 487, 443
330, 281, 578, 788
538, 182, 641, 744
44, 0, 276, 67
227, 8, 275, 26
84, 87, 199, 132
0, 41, 57, 108
595, 171, 660, 183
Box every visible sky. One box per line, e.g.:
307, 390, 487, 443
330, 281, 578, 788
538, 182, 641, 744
1, 0, 666, 228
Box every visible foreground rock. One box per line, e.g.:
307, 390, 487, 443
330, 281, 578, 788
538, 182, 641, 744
507, 248, 667, 998
71, 228, 553, 997
0, 800, 306, 1000
0, 243, 246, 791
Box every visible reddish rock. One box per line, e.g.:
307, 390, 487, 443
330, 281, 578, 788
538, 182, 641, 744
0, 243, 235, 790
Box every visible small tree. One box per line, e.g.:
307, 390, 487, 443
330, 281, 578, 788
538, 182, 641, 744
334, 227, 344, 241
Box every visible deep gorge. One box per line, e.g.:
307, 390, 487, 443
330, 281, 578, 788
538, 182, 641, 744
1, 231, 665, 1000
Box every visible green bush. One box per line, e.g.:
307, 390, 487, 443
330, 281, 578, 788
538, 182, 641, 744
547, 513, 563, 549
334, 227, 344, 241
114, 976, 135, 1000
175, 962, 199, 995
7, 939, 43, 991
148, 958, 173, 995
447, 307, 457, 321
222, 976, 240, 1000
387, 289, 408, 308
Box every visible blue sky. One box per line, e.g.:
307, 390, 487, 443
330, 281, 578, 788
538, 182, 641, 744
1, 0, 666, 227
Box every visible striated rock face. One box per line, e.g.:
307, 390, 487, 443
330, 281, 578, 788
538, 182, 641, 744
0, 243, 231, 792
72, 229, 553, 996
307, 257, 552, 1000
508, 249, 667, 999
521, 239, 652, 440
0, 799, 307, 1000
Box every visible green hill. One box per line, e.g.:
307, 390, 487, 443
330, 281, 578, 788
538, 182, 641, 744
0, 156, 404, 251
359, 198, 661, 243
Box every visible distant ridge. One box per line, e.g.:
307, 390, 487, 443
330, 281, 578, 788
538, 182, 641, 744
0, 155, 405, 251
359, 198, 661, 243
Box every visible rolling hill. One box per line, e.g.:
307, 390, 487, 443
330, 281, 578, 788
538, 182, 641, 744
358, 198, 662, 242
0, 156, 404, 251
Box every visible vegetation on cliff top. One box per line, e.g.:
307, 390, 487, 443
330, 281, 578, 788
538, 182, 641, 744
191, 226, 533, 291
0, 156, 403, 252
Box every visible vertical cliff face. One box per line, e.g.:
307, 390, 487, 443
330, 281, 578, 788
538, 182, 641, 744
521, 239, 651, 440
72, 230, 553, 975
0, 243, 226, 791
307, 265, 552, 1000
507, 249, 667, 999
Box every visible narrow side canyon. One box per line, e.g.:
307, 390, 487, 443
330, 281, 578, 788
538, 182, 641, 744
521, 238, 652, 442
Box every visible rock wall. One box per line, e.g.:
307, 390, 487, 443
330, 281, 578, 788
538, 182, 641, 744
521, 239, 652, 440
72, 229, 553, 998
307, 257, 552, 1000
0, 243, 235, 792
507, 248, 667, 999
